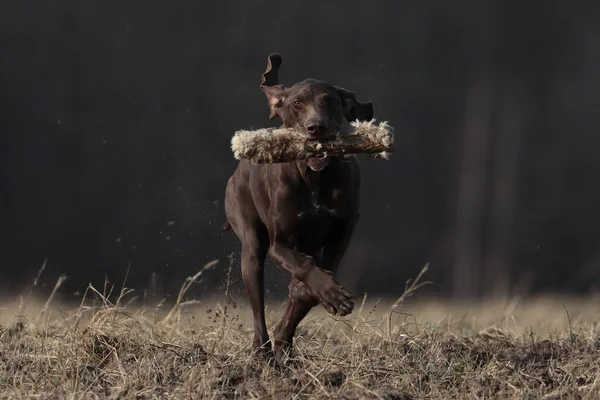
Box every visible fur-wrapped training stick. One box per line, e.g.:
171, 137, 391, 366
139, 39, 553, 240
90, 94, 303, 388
231, 120, 395, 164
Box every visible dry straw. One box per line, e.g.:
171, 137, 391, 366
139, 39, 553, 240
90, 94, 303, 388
2, 262, 600, 399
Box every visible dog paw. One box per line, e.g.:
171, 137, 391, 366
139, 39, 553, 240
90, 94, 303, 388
273, 340, 291, 362
251, 335, 273, 359
307, 269, 355, 316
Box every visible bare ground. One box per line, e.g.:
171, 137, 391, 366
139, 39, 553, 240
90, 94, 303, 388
2, 266, 600, 399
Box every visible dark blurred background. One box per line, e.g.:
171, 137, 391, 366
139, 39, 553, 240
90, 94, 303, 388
1, 1, 599, 301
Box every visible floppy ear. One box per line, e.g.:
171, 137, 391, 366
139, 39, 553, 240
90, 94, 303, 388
260, 53, 286, 120
336, 87, 374, 122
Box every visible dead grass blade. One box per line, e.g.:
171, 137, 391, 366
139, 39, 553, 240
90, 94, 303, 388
159, 260, 218, 326
386, 263, 432, 340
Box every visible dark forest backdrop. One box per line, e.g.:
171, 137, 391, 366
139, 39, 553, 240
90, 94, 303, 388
1, 1, 599, 300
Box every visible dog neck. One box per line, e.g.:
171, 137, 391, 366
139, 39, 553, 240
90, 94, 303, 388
295, 160, 344, 218
296, 160, 322, 185
296, 160, 322, 207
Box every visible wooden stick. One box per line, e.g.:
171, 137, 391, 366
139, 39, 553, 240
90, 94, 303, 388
231, 120, 395, 164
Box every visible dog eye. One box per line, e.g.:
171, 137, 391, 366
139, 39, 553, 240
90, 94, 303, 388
292, 99, 304, 108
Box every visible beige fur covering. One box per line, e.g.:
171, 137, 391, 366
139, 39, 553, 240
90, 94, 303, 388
231, 120, 395, 163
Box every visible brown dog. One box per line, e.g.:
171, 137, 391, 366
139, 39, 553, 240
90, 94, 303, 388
224, 53, 373, 361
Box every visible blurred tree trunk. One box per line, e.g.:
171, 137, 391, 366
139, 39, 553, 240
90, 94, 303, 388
453, 77, 493, 298
482, 86, 525, 297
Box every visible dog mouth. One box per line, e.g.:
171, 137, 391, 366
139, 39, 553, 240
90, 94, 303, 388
301, 125, 338, 171
307, 156, 330, 171
300, 123, 341, 141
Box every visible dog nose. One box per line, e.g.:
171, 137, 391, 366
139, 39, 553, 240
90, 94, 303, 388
306, 121, 327, 137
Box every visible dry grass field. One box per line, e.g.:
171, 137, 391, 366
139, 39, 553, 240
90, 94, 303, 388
2, 263, 600, 399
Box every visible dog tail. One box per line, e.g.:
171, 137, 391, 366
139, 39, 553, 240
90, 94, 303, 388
223, 220, 232, 232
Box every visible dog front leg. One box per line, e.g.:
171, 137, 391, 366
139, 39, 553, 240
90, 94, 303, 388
269, 243, 354, 316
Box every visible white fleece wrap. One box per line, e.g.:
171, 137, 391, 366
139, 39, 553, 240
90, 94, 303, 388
231, 120, 395, 164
